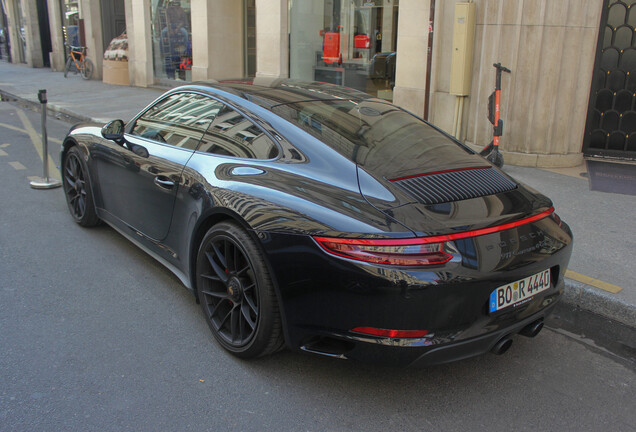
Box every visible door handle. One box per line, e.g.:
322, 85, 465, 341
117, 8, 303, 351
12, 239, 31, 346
154, 176, 175, 189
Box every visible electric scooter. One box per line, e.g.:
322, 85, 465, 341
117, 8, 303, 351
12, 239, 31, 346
480, 62, 511, 168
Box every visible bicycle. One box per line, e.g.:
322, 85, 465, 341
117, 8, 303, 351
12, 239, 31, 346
63, 44, 94, 80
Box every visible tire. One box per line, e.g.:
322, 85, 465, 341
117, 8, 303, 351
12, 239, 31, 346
63, 57, 72, 78
81, 58, 94, 80
479, 141, 494, 156
196, 221, 284, 358
481, 141, 505, 168
62, 146, 100, 227
486, 149, 504, 168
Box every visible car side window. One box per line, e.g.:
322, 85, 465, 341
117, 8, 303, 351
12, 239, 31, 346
197, 105, 279, 159
130, 93, 223, 150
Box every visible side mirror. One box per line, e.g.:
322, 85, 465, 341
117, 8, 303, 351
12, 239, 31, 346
101, 119, 125, 142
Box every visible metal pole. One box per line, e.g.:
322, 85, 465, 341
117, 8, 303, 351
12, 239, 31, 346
41, 90, 48, 179
30, 89, 61, 189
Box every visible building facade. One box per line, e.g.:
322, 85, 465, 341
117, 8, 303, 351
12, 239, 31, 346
2, 0, 634, 168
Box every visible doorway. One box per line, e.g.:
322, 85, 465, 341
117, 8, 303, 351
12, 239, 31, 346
583, 0, 636, 161
101, 0, 125, 50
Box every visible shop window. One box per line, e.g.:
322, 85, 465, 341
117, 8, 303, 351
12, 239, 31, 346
60, 0, 80, 47
0, 2, 10, 61
151, 0, 192, 82
289, 0, 399, 101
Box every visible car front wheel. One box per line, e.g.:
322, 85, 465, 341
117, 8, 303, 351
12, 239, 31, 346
62, 146, 100, 227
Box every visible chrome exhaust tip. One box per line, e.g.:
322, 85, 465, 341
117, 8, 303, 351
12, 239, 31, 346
519, 319, 544, 338
491, 336, 513, 355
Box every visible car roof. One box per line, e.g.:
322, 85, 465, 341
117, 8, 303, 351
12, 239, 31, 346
158, 78, 481, 183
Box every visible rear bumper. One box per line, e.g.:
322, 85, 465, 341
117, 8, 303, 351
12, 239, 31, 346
259, 217, 573, 366
299, 292, 560, 367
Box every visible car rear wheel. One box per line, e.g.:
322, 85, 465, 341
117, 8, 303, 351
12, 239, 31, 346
196, 221, 284, 358
62, 146, 100, 227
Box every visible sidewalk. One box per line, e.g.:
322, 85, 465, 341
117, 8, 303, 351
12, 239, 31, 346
0, 62, 163, 123
1, 60, 634, 330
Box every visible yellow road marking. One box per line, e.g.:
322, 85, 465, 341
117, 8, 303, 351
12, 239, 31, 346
0, 121, 28, 134
565, 270, 623, 294
0, 149, 7, 156
9, 161, 26, 170
15, 110, 60, 179
0, 122, 63, 144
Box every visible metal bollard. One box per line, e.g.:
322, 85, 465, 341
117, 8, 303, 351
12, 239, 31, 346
30, 89, 61, 189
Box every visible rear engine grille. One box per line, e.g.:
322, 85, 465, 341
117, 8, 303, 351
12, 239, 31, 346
391, 167, 517, 205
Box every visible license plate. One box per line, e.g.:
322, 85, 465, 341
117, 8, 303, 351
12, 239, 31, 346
489, 269, 551, 313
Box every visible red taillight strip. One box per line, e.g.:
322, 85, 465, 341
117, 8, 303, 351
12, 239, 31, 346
314, 207, 554, 246
351, 327, 429, 338
390, 166, 492, 182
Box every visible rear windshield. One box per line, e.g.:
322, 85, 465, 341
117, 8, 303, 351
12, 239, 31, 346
271, 99, 472, 172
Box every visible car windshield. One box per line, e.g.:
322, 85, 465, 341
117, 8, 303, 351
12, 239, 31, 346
271, 99, 473, 175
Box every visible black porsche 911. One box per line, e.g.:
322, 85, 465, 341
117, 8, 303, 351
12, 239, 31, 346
61, 79, 572, 366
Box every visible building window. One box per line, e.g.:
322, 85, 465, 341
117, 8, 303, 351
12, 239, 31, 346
289, 0, 399, 101
151, 0, 192, 83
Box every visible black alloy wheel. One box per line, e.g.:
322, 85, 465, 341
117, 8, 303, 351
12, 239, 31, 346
197, 222, 283, 358
62, 146, 100, 227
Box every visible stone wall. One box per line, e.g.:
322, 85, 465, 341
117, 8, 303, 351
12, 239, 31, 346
429, 0, 604, 167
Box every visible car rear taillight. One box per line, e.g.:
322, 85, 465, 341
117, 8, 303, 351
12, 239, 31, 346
351, 327, 429, 338
313, 237, 451, 266
313, 207, 554, 266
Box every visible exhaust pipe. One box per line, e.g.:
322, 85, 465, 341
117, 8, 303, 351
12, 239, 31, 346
519, 319, 544, 338
300, 336, 353, 360
491, 336, 513, 355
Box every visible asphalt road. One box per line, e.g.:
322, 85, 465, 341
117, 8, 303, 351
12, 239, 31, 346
1, 101, 634, 432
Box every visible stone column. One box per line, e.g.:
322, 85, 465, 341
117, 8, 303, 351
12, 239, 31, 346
125, 0, 153, 87
80, 0, 103, 79
191, 0, 244, 81
23, 0, 43, 67
381, 2, 394, 53
392, 0, 431, 118
255, 0, 288, 78
47, 0, 65, 71
3, 0, 22, 63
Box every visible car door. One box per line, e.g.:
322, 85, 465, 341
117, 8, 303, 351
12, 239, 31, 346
93, 92, 223, 241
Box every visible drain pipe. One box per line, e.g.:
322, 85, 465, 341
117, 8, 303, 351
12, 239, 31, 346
452, 97, 460, 137
449, 1, 476, 140
452, 96, 466, 139
456, 96, 465, 139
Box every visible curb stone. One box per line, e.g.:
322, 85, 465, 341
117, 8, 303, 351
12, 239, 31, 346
0, 88, 91, 124
563, 278, 635, 329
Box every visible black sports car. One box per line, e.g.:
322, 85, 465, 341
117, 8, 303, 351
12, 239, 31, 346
61, 79, 572, 366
